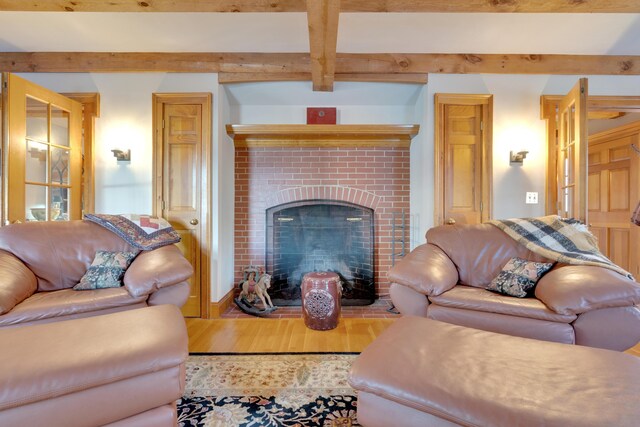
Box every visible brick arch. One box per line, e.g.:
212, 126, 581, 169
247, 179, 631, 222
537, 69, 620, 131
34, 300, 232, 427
264, 186, 381, 211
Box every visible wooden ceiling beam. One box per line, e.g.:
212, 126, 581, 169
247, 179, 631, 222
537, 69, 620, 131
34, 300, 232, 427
0, 1, 307, 12
340, 0, 640, 13
0, 0, 637, 13
1, 52, 639, 76
0, 52, 310, 73
307, 0, 340, 92
334, 53, 640, 75
219, 72, 428, 84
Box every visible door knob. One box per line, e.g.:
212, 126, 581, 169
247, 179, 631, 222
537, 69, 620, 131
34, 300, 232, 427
446, 218, 456, 225
190, 218, 199, 225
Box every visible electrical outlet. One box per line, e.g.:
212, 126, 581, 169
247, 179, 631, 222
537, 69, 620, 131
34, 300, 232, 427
525, 192, 538, 204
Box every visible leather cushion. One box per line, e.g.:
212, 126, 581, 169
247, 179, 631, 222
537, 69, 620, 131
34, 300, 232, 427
0, 288, 146, 327
349, 316, 640, 427
429, 285, 576, 323
426, 304, 575, 344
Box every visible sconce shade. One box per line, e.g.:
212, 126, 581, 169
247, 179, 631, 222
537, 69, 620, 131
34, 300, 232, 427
111, 149, 131, 162
510, 150, 529, 164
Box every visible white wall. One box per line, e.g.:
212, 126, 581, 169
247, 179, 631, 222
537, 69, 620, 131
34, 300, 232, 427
13, 73, 640, 302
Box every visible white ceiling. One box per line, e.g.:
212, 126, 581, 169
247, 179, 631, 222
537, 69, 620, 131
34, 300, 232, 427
0, 12, 638, 55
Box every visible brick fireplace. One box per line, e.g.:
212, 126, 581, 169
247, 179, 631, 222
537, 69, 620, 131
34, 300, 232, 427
231, 124, 417, 304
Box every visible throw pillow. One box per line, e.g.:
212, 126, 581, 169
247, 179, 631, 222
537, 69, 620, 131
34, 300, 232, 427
487, 257, 554, 298
74, 251, 137, 290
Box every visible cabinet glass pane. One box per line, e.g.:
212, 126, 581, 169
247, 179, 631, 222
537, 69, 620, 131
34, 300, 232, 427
26, 96, 48, 143
51, 106, 70, 147
26, 185, 47, 221
51, 147, 70, 185
51, 187, 68, 221
25, 140, 48, 183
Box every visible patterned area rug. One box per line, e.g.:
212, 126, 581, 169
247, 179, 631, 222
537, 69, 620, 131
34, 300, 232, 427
178, 353, 360, 427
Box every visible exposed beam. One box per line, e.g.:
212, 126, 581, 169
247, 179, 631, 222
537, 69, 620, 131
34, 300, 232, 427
334, 53, 640, 75
0, 52, 310, 73
340, 0, 640, 13
335, 73, 428, 84
0, 1, 306, 12
1, 52, 639, 76
219, 72, 428, 84
307, 0, 340, 91
0, 0, 637, 13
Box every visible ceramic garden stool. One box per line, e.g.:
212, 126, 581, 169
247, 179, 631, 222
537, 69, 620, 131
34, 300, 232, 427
301, 271, 342, 330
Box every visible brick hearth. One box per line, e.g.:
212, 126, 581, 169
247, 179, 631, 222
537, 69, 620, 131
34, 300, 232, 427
234, 146, 410, 302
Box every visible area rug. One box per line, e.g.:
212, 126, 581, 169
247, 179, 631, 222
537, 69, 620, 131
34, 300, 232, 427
178, 353, 360, 427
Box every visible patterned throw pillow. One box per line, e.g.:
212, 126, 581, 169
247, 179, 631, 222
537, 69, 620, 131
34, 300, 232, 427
487, 257, 554, 298
74, 251, 137, 290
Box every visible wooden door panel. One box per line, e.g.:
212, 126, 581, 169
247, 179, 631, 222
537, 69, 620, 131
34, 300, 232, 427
158, 101, 204, 317
609, 228, 629, 270
168, 144, 197, 212
609, 168, 629, 211
587, 172, 600, 211
443, 104, 482, 225
590, 226, 608, 254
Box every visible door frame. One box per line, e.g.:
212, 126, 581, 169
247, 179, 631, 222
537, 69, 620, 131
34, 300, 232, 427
541, 95, 640, 215
152, 93, 212, 319
434, 93, 493, 225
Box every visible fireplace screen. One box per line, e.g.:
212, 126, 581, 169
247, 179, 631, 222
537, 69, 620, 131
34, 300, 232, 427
266, 200, 375, 306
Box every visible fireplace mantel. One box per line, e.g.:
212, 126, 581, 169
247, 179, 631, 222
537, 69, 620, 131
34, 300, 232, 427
226, 124, 419, 147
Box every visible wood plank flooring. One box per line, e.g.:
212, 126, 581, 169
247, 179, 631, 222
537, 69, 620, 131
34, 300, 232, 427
186, 317, 395, 353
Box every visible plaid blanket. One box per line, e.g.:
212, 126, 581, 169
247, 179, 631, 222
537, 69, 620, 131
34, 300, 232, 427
489, 215, 634, 280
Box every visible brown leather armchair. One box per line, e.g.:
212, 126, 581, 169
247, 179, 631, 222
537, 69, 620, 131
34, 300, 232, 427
0, 220, 193, 328
388, 223, 640, 351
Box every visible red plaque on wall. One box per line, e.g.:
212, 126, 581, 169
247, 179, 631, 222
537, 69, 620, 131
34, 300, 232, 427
307, 107, 337, 124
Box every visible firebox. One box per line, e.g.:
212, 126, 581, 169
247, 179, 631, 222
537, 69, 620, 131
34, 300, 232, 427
266, 200, 375, 306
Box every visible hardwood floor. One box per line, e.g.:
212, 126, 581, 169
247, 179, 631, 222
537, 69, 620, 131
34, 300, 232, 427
186, 317, 395, 353
186, 316, 640, 356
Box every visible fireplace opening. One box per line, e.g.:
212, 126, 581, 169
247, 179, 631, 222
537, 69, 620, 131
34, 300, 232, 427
266, 200, 375, 306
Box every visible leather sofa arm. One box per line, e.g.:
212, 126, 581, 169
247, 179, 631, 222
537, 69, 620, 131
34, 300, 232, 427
388, 244, 459, 296
0, 250, 37, 315
124, 245, 193, 298
536, 264, 640, 315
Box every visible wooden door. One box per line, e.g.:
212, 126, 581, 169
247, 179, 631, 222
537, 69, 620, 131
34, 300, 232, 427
2, 73, 82, 224
557, 78, 588, 223
588, 122, 640, 274
154, 94, 211, 318
435, 94, 493, 226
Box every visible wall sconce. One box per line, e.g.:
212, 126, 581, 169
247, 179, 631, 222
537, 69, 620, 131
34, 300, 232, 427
111, 149, 131, 162
509, 150, 529, 165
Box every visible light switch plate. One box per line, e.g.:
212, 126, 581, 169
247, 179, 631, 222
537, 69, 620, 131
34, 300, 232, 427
526, 192, 538, 204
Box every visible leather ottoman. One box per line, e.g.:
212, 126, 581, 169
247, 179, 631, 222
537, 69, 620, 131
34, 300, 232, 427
0, 305, 188, 427
349, 316, 640, 427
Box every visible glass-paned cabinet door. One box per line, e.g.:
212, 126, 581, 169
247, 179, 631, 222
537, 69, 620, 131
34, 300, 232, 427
3, 73, 82, 224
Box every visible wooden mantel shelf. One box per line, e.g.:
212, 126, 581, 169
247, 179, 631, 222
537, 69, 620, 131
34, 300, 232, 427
226, 124, 420, 147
